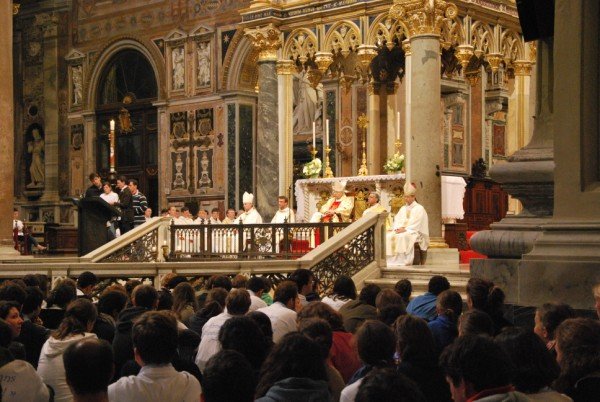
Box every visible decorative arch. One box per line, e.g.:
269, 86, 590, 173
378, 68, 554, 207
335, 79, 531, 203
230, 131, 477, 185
367, 13, 409, 49
86, 37, 165, 108
470, 21, 496, 57
500, 29, 525, 62
440, 18, 466, 48
324, 21, 362, 56
224, 35, 259, 91
282, 28, 318, 65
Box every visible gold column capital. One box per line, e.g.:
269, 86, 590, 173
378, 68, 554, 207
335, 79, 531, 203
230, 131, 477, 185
402, 40, 412, 56
390, 0, 458, 37
244, 24, 282, 62
486, 53, 503, 72
455, 44, 474, 71
513, 60, 532, 76
276, 59, 296, 75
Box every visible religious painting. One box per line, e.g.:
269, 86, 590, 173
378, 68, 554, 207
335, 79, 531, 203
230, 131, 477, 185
196, 40, 212, 90
492, 123, 506, 156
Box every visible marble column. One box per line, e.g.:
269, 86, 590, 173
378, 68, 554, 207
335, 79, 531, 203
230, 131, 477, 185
0, 2, 18, 257
403, 41, 412, 182
245, 24, 282, 220
367, 83, 381, 175
277, 60, 294, 199
386, 82, 399, 163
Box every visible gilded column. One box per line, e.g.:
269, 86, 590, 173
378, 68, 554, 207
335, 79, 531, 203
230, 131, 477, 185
390, 0, 458, 242
276, 60, 295, 198
512, 61, 533, 150
0, 2, 18, 257
367, 83, 381, 174
245, 24, 282, 220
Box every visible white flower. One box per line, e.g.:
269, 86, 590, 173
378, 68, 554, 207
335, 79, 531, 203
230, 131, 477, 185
303, 158, 322, 177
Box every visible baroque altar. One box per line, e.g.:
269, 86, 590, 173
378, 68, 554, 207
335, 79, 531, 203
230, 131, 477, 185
294, 174, 406, 223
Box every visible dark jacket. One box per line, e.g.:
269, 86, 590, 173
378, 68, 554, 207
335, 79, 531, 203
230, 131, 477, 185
112, 306, 150, 377
84, 184, 103, 198
255, 377, 332, 402
397, 360, 452, 402
39, 308, 65, 330
116, 186, 134, 223
566, 372, 600, 402
339, 299, 377, 333
15, 319, 50, 368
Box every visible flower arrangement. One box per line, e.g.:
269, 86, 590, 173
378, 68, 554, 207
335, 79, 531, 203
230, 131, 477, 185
383, 153, 405, 174
303, 158, 322, 178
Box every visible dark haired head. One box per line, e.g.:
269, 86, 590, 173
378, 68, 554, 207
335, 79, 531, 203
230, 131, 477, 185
466, 278, 505, 317
203, 350, 256, 402
172, 282, 198, 319
377, 304, 407, 327
376, 289, 405, 311
206, 287, 228, 308
226, 289, 251, 316
289, 269, 314, 295
117, 175, 127, 184
356, 368, 427, 402
495, 327, 560, 393
359, 284, 381, 307
167, 275, 188, 289
394, 315, 437, 363
332, 275, 357, 300
128, 178, 138, 187
63, 338, 114, 396
47, 280, 77, 309
22, 274, 40, 288
394, 279, 412, 305
218, 316, 268, 371
157, 289, 173, 311
273, 281, 298, 306
535, 303, 575, 342
428, 275, 450, 296
124, 280, 141, 297
436, 290, 463, 323
210, 275, 233, 292
247, 311, 274, 346
22, 286, 45, 316
356, 320, 395, 366
97, 289, 128, 318
77, 271, 98, 291
88, 172, 100, 181
440, 335, 513, 394
255, 332, 327, 398
299, 318, 333, 359
132, 284, 158, 310
297, 301, 344, 331
247, 276, 266, 294
232, 274, 249, 289
459, 309, 495, 337
132, 311, 178, 365
54, 298, 98, 340
0, 281, 27, 307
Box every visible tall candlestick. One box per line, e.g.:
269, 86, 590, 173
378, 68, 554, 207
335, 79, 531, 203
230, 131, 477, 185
109, 119, 116, 174
325, 119, 329, 147
396, 112, 400, 141
312, 121, 316, 150
110, 119, 115, 131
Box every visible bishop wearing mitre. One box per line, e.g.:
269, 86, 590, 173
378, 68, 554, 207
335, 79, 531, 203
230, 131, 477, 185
234, 192, 263, 224
310, 180, 354, 223
387, 182, 429, 266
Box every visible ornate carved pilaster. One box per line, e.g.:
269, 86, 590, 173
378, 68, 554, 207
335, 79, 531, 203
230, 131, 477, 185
244, 24, 282, 62
513, 60, 533, 76
389, 0, 458, 37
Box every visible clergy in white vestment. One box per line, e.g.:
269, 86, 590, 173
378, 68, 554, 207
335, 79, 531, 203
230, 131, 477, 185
387, 182, 429, 266
271, 196, 296, 223
361, 191, 392, 228
234, 192, 263, 224
310, 180, 354, 223
176, 207, 195, 224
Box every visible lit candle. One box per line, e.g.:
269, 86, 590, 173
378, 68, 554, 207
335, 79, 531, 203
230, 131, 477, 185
109, 119, 115, 131
396, 112, 400, 141
325, 119, 329, 147
312, 121, 316, 150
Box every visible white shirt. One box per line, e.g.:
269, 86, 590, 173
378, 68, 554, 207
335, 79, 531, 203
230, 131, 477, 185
340, 377, 363, 402
257, 302, 297, 343
321, 295, 351, 311
108, 364, 201, 402
176, 216, 195, 225
248, 290, 268, 312
271, 208, 295, 223
194, 312, 232, 371
0, 359, 50, 402
13, 219, 24, 236
234, 208, 263, 224
100, 191, 119, 205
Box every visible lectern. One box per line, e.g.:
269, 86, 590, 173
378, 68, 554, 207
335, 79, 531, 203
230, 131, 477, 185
73, 197, 120, 256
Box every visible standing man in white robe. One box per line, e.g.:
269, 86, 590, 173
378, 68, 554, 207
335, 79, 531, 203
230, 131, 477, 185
235, 192, 263, 224
271, 196, 295, 223
388, 182, 429, 266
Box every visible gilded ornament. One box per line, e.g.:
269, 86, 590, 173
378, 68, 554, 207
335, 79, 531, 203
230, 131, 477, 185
314, 51, 334, 73
455, 45, 474, 71
512, 60, 532, 76
486, 54, 503, 72
356, 45, 378, 70
389, 0, 458, 37
244, 24, 282, 62
276, 59, 296, 75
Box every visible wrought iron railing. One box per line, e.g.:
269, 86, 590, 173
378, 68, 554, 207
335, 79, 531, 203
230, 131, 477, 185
168, 221, 349, 260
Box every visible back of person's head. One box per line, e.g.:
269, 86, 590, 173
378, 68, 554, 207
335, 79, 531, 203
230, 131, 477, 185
218, 315, 268, 370
359, 284, 381, 307
22, 274, 40, 288
226, 289, 251, 315
157, 289, 173, 311
132, 284, 159, 309
394, 314, 437, 363
172, 282, 198, 315
206, 287, 228, 308
299, 318, 333, 359
48, 278, 77, 309
97, 289, 128, 317
554, 318, 600, 392
166, 275, 187, 289
0, 319, 12, 348
132, 311, 178, 365
332, 275, 357, 300
22, 286, 45, 316
394, 279, 412, 305
459, 309, 495, 337
247, 276, 265, 294
77, 271, 98, 290
55, 298, 98, 340
537, 303, 575, 341
356, 320, 395, 366
203, 350, 256, 402
376, 288, 405, 311
440, 335, 513, 394
297, 301, 344, 331
289, 269, 313, 290
356, 367, 427, 402
466, 278, 505, 316
436, 290, 463, 322
209, 275, 233, 291
63, 338, 114, 397
255, 332, 327, 398
124, 279, 142, 298
247, 311, 274, 345
273, 281, 298, 305
160, 273, 178, 289
428, 275, 450, 296
0, 280, 27, 307
232, 274, 249, 289
378, 305, 407, 327
495, 327, 560, 393
35, 274, 49, 296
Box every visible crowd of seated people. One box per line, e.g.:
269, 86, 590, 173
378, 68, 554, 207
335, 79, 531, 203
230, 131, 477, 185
0, 270, 599, 401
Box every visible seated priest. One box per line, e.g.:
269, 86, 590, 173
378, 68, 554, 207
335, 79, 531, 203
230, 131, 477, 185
361, 191, 392, 228
387, 182, 429, 266
310, 180, 354, 223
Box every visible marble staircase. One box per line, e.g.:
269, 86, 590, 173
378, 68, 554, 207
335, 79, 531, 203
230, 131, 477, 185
365, 264, 472, 299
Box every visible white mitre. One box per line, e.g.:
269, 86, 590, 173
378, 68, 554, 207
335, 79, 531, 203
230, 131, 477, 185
243, 191, 254, 204
332, 180, 348, 193
403, 182, 417, 196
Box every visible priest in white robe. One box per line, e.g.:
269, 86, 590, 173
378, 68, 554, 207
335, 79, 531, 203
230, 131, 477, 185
387, 182, 429, 266
235, 192, 263, 224
310, 180, 354, 223
271, 196, 295, 223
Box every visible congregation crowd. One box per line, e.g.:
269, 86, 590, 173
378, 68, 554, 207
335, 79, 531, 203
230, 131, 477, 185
0, 269, 598, 402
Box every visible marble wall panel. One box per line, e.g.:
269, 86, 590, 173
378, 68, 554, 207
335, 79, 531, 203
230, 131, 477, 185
238, 104, 253, 207
227, 103, 236, 207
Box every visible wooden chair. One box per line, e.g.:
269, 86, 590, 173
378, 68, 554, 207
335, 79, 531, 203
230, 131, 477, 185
12, 226, 31, 255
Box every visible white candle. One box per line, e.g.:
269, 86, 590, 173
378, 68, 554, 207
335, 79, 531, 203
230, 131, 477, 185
110, 119, 115, 131
396, 112, 400, 141
325, 119, 329, 147
312, 121, 316, 150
